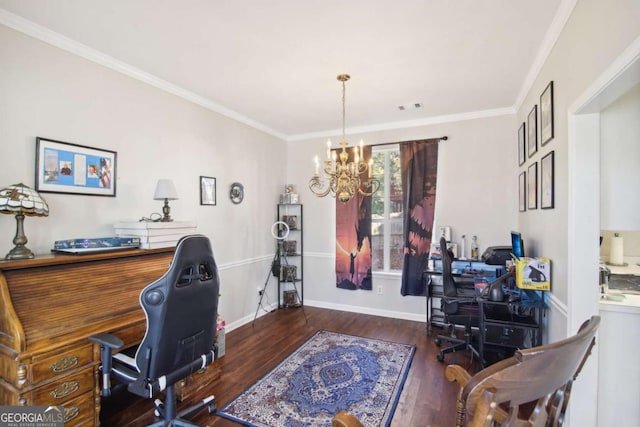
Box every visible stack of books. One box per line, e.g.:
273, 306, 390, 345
113, 220, 198, 249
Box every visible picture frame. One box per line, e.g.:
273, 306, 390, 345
200, 176, 216, 206
36, 137, 117, 196
528, 162, 538, 210
527, 105, 538, 158
540, 81, 554, 146
519, 171, 526, 212
518, 122, 526, 166
541, 151, 555, 209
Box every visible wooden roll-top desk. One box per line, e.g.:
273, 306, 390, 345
0, 248, 176, 426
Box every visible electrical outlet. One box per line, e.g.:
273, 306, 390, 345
377, 285, 383, 295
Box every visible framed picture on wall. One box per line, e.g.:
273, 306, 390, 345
200, 176, 216, 205
35, 137, 117, 196
528, 162, 538, 210
540, 81, 554, 146
528, 105, 538, 158
541, 151, 555, 209
518, 122, 526, 166
519, 171, 526, 212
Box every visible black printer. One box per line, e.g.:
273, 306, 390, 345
481, 246, 513, 265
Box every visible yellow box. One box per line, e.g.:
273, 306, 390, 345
515, 257, 551, 291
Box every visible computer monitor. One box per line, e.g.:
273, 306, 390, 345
511, 231, 525, 258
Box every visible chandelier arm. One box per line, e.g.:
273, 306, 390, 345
309, 177, 334, 198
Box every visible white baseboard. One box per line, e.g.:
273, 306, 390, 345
304, 299, 426, 323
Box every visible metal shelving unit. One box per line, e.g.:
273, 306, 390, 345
277, 204, 303, 308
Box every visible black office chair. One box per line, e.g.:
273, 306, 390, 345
90, 234, 219, 426
434, 236, 481, 363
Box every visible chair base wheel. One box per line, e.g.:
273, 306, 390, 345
434, 338, 442, 346
437, 353, 445, 362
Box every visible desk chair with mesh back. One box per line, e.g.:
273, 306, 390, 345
435, 236, 480, 362
90, 234, 219, 427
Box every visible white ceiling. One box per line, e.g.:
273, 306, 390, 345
0, 1, 570, 140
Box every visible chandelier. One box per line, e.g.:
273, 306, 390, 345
309, 74, 380, 203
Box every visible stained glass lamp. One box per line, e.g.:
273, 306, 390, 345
0, 183, 49, 260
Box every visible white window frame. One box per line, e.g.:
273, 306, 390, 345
372, 145, 402, 273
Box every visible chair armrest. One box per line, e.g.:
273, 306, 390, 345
445, 365, 473, 427
445, 364, 472, 385
88, 333, 124, 397
447, 360, 515, 426
89, 332, 124, 350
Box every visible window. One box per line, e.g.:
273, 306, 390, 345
371, 145, 403, 271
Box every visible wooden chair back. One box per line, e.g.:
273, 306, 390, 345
446, 315, 600, 426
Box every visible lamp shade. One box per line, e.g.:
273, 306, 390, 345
0, 183, 49, 217
153, 179, 179, 200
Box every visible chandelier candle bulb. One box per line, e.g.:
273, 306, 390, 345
326, 139, 331, 159
314, 156, 319, 175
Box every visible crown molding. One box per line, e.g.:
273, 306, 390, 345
513, 0, 578, 112
0, 8, 286, 141
287, 107, 515, 142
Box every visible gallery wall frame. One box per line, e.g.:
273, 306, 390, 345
200, 176, 216, 205
527, 105, 538, 158
541, 151, 555, 209
540, 81, 554, 146
519, 171, 527, 212
518, 122, 526, 166
528, 162, 538, 210
35, 137, 117, 196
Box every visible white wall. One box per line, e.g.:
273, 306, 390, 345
287, 114, 517, 319
515, 0, 640, 425
0, 24, 287, 328
600, 82, 640, 231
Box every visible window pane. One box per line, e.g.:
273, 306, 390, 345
371, 146, 403, 272
371, 220, 383, 270
389, 151, 403, 216
389, 219, 404, 270
371, 152, 385, 217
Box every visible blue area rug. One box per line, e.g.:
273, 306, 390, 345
218, 330, 415, 427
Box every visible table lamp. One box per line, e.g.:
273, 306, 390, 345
0, 183, 49, 260
153, 179, 178, 222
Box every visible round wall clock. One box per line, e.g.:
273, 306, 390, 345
229, 182, 244, 204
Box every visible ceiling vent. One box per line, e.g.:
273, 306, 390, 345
398, 103, 424, 111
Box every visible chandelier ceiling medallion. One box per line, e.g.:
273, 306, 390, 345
308, 74, 380, 203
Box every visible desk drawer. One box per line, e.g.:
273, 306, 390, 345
30, 367, 94, 404
60, 391, 96, 427
31, 343, 94, 386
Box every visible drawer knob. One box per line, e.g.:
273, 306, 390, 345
50, 380, 79, 399
50, 355, 79, 373
64, 406, 79, 422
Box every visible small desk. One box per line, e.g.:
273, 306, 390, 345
478, 290, 546, 367
423, 259, 504, 334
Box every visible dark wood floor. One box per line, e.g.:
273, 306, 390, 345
101, 306, 479, 427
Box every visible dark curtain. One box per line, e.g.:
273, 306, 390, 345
400, 139, 439, 296
335, 145, 373, 290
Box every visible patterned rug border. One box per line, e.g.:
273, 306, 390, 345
218, 330, 416, 427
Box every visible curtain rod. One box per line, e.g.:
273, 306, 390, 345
368, 136, 447, 148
